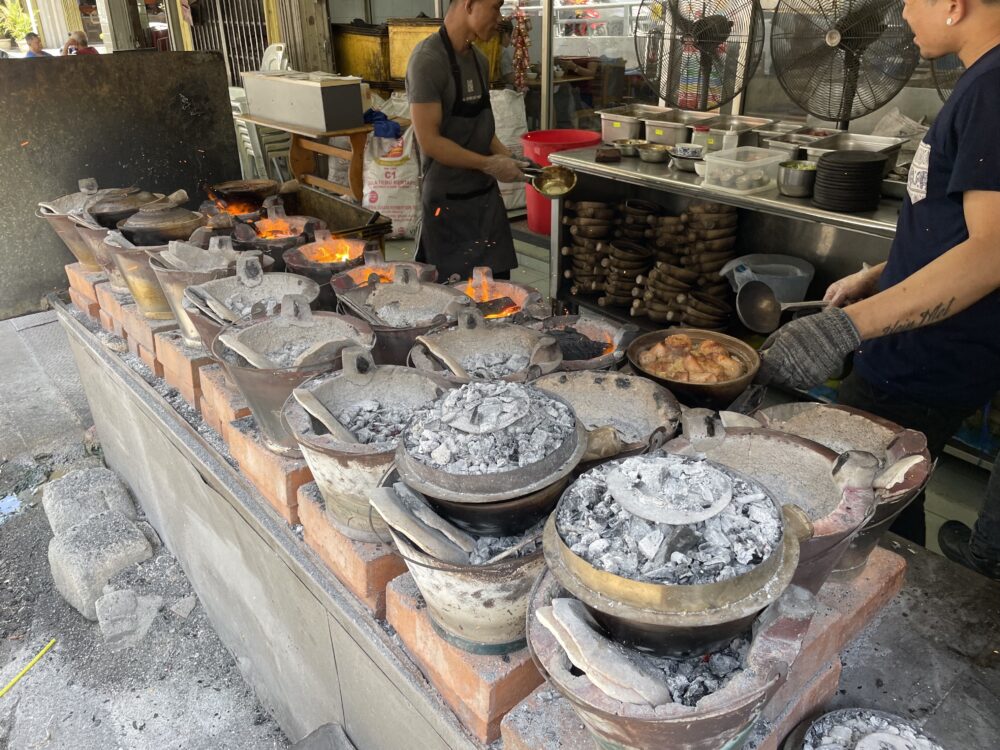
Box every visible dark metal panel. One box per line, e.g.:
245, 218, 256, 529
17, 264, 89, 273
0, 53, 240, 320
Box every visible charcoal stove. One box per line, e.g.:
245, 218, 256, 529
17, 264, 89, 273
534, 371, 681, 463
282, 230, 367, 308
546, 453, 810, 657
527, 314, 639, 371
448, 266, 547, 321
666, 416, 880, 593
408, 308, 563, 384
281, 348, 454, 542
527, 571, 815, 750
37, 179, 129, 271
783, 707, 944, 750
202, 178, 278, 219
756, 403, 931, 580
329, 247, 437, 295
212, 302, 374, 455
232, 204, 326, 271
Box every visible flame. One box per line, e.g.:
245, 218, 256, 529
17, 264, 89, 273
205, 186, 260, 217
254, 218, 295, 240
305, 239, 362, 264
464, 277, 521, 319
600, 333, 615, 356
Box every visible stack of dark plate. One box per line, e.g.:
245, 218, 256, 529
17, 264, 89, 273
813, 150, 888, 213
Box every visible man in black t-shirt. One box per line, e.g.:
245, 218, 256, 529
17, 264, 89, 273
756, 0, 1000, 576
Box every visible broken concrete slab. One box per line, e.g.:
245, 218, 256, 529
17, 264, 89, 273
41, 467, 135, 536
290, 723, 356, 749
48, 510, 153, 620
95, 588, 163, 650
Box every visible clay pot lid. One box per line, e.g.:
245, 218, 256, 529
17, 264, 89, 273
120, 191, 202, 232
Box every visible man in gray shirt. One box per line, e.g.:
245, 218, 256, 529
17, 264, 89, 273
406, 0, 526, 280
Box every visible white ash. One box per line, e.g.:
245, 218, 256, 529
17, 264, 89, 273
403, 381, 575, 475
222, 292, 279, 319
373, 301, 441, 328
769, 406, 895, 459
264, 340, 315, 368
460, 350, 530, 379
642, 635, 749, 707
336, 400, 415, 447
589, 416, 646, 445
556, 455, 781, 585
804, 709, 943, 750
468, 521, 543, 565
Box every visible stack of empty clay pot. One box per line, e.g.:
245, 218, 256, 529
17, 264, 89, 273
529, 452, 816, 748
560, 200, 618, 296
632, 201, 738, 329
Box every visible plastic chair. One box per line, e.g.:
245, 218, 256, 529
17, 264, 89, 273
260, 44, 290, 72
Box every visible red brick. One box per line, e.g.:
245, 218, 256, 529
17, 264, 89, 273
69, 287, 100, 320
164, 371, 203, 412
200, 401, 222, 437
745, 660, 842, 750
119, 303, 177, 355
155, 331, 213, 396
135, 342, 164, 380
386, 574, 543, 744
297, 483, 405, 618
222, 416, 310, 525
94, 283, 132, 326
98, 309, 116, 334
200, 365, 252, 426
65, 262, 107, 300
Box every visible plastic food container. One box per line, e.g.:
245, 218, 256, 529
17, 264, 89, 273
640, 109, 715, 146
597, 104, 673, 142
703, 147, 786, 194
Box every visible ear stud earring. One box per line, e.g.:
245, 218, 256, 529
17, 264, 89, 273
946, 17, 954, 25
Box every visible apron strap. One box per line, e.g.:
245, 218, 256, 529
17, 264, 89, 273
438, 25, 490, 116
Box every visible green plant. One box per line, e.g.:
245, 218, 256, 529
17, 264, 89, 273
0, 1, 34, 42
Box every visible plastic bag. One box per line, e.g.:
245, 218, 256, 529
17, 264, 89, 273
490, 89, 528, 211
362, 126, 422, 239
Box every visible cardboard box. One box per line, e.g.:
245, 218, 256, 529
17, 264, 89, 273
243, 72, 364, 133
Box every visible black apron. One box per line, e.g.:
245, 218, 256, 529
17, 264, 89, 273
415, 26, 517, 280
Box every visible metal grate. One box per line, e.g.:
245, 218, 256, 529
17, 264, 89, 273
190, 0, 269, 85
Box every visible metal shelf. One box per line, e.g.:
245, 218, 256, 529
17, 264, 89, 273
550, 147, 903, 240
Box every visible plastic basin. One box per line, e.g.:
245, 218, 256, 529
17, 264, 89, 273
521, 130, 602, 234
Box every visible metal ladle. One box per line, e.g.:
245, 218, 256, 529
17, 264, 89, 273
736, 279, 829, 334
522, 165, 578, 199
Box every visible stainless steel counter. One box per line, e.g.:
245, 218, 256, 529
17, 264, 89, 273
549, 147, 903, 240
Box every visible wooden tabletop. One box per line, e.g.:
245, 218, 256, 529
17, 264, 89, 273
236, 114, 410, 139
523, 75, 595, 88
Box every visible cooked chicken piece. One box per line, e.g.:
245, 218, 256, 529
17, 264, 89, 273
639, 333, 746, 384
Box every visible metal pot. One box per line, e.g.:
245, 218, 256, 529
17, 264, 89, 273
777, 161, 818, 198
282, 348, 454, 542
329, 246, 437, 295
210, 178, 279, 203
118, 191, 206, 245
36, 207, 102, 271
87, 187, 161, 228
627, 329, 761, 409
104, 236, 172, 319
149, 257, 232, 347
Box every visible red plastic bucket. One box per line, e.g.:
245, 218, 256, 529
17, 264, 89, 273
521, 129, 602, 234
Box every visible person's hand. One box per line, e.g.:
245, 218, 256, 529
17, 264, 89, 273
482, 155, 530, 183
824, 265, 880, 307
756, 307, 861, 390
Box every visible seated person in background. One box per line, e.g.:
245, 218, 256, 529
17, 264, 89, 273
499, 18, 515, 86
24, 33, 51, 57
62, 30, 99, 56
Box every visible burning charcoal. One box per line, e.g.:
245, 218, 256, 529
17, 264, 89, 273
547, 328, 608, 361
556, 455, 781, 585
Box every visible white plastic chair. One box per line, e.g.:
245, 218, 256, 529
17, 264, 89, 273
260, 44, 290, 72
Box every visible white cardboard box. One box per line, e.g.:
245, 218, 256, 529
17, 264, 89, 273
243, 71, 364, 133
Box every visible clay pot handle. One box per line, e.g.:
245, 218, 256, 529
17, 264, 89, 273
528, 334, 559, 368
781, 504, 814, 543
583, 425, 624, 462
397, 265, 419, 289
341, 346, 376, 382
236, 254, 264, 287
280, 294, 313, 326
313, 229, 333, 242
78, 178, 99, 195
457, 307, 485, 331
165, 189, 189, 205
414, 335, 469, 380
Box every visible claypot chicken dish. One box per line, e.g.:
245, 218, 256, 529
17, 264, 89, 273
637, 334, 746, 384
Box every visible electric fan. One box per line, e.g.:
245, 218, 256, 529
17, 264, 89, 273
931, 53, 965, 102
635, 0, 765, 111
770, 0, 920, 128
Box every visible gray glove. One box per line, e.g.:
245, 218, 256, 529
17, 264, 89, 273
756, 307, 861, 390
482, 155, 530, 183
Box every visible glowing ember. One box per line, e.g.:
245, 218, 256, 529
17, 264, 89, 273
463, 278, 521, 319
305, 239, 363, 265
205, 187, 260, 217
255, 218, 295, 240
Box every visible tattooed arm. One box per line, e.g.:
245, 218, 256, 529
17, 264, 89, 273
846, 190, 1000, 339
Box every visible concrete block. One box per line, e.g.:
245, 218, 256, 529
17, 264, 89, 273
65, 262, 107, 300
223, 416, 310, 525
200, 364, 252, 426
48, 510, 153, 620
155, 330, 213, 396
69, 287, 100, 320
385, 574, 543, 744
744, 660, 842, 750
41, 467, 136, 536
169, 594, 197, 619
95, 588, 163, 650
500, 686, 589, 750
290, 723, 356, 750
119, 303, 177, 355
298, 483, 405, 619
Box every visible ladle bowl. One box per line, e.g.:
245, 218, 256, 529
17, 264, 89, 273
736, 280, 829, 334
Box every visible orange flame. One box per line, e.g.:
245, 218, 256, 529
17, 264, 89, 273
220, 200, 259, 216
255, 218, 295, 240
464, 277, 521, 319
305, 239, 362, 264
